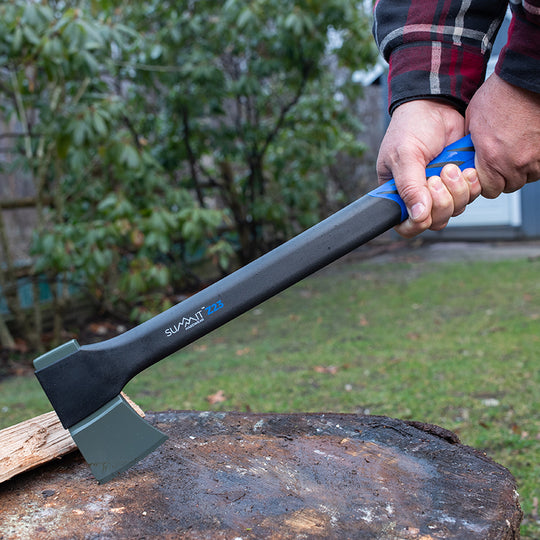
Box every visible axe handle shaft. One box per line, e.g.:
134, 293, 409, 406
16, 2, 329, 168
35, 136, 475, 429
37, 194, 403, 428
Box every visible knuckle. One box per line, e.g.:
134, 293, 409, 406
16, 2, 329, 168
429, 221, 449, 231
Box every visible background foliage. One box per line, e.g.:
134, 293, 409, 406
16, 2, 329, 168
0, 0, 377, 349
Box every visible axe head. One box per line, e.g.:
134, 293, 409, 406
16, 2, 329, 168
69, 394, 167, 483
33, 341, 167, 484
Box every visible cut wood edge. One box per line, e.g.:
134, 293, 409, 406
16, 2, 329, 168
0, 393, 144, 484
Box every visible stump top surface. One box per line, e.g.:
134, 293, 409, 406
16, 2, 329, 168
0, 411, 521, 539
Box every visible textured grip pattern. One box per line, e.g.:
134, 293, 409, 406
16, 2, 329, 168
368, 134, 476, 223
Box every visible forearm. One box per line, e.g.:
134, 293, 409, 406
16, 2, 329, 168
373, 0, 509, 113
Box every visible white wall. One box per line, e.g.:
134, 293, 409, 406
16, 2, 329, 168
448, 192, 522, 227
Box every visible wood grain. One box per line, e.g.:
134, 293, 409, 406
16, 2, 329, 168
0, 393, 143, 483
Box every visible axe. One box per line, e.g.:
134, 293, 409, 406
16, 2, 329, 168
33, 135, 475, 483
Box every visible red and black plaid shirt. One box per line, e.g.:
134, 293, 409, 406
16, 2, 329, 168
373, 0, 540, 114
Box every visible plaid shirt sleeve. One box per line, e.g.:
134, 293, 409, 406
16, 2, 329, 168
496, 1, 540, 94
373, 0, 539, 114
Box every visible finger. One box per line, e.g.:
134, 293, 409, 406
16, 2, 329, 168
394, 215, 432, 238
440, 163, 471, 217
476, 154, 529, 197
473, 151, 505, 199
463, 168, 481, 203
427, 175, 454, 230
392, 161, 433, 238
450, 167, 481, 217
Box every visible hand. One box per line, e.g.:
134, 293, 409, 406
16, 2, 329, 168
377, 100, 480, 238
466, 73, 540, 198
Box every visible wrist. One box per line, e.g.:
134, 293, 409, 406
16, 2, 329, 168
390, 96, 466, 116
392, 100, 466, 135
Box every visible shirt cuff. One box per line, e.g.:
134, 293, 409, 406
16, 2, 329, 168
387, 42, 488, 115
495, 15, 540, 94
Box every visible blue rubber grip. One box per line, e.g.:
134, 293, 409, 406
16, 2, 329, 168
368, 134, 476, 223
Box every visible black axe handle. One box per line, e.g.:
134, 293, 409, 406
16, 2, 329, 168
35, 136, 475, 429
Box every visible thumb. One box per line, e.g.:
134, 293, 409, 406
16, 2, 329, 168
393, 161, 433, 237
395, 161, 432, 222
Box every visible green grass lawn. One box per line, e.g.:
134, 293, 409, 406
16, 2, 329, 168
1, 255, 539, 538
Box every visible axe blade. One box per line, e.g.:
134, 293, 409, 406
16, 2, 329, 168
69, 394, 167, 484
33, 340, 167, 483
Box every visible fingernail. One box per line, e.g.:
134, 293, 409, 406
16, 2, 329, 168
446, 164, 461, 181
464, 169, 478, 184
410, 202, 426, 221
430, 176, 443, 190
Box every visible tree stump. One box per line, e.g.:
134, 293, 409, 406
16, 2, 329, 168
0, 411, 522, 539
